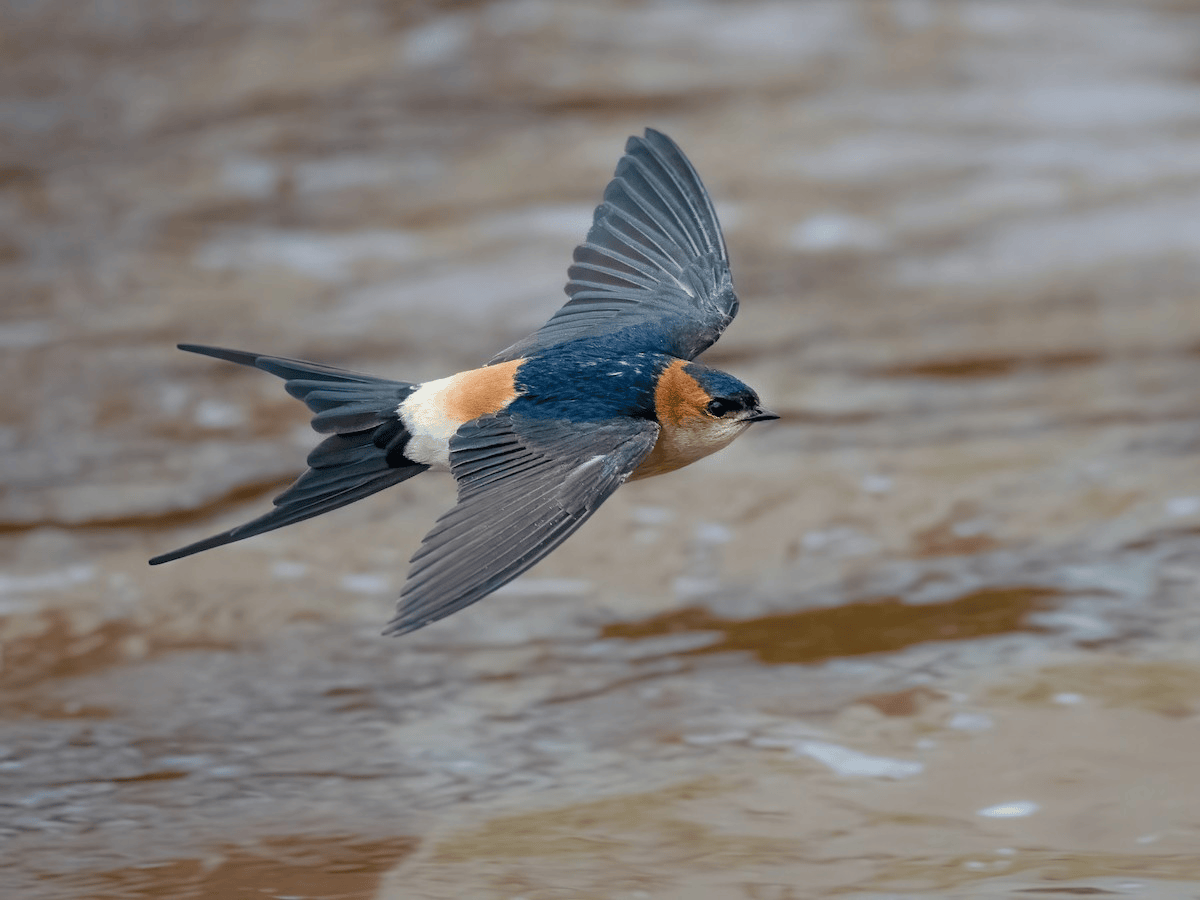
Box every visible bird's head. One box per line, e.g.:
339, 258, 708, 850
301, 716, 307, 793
688, 365, 779, 426
653, 359, 778, 447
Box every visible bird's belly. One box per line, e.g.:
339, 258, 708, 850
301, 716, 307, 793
398, 379, 459, 470
628, 420, 746, 481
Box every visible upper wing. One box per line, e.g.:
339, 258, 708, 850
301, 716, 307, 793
490, 129, 738, 364
384, 412, 659, 635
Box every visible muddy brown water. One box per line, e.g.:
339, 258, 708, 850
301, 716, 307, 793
4, 2, 1200, 898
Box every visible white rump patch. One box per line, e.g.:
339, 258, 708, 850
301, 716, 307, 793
397, 374, 461, 470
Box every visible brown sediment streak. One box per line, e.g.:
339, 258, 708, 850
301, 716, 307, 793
443, 358, 524, 423
652, 359, 709, 426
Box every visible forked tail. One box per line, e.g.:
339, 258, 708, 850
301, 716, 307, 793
149, 344, 426, 564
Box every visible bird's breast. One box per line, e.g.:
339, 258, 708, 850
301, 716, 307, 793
628, 416, 748, 481
627, 357, 743, 480
398, 359, 524, 469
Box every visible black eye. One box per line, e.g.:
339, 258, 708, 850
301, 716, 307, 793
706, 398, 737, 417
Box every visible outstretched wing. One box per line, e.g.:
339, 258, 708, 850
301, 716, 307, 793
490, 128, 738, 364
385, 412, 659, 635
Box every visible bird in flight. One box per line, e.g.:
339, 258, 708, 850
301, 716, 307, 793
151, 129, 778, 635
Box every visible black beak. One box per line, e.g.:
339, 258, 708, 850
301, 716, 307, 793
745, 407, 780, 423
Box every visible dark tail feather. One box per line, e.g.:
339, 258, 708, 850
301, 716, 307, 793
149, 344, 428, 565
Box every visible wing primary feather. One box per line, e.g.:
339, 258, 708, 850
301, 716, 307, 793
578, 220, 682, 280
614, 156, 707, 259
640, 129, 727, 256
384, 414, 659, 636
602, 177, 695, 262
395, 517, 577, 630
564, 259, 668, 294
404, 497, 555, 595
488, 130, 738, 364
571, 243, 681, 289
637, 129, 726, 257
587, 202, 687, 275
401, 513, 557, 613
622, 135, 721, 258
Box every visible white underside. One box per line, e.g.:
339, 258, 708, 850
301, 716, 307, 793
666, 417, 749, 463
397, 374, 460, 470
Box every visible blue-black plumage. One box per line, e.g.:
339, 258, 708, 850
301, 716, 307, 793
151, 129, 778, 635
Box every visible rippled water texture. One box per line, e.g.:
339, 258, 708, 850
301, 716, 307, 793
3, 1, 1200, 897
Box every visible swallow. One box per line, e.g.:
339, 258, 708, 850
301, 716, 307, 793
151, 129, 778, 635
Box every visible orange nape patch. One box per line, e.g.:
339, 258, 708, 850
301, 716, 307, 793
442, 358, 525, 423
652, 359, 710, 426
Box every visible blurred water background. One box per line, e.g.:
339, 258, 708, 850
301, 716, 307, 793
3, 1, 1200, 897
